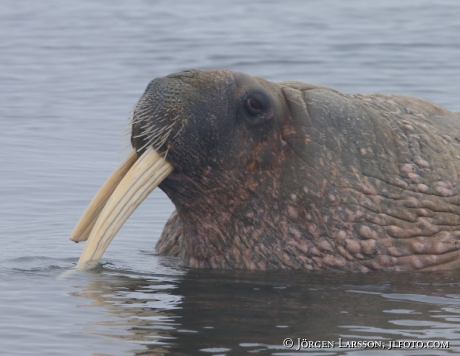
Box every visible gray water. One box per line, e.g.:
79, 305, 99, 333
2, 0, 460, 355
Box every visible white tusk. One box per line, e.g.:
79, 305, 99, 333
70, 150, 137, 242
75, 147, 174, 269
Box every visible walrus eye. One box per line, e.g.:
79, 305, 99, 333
245, 93, 267, 117
247, 98, 262, 113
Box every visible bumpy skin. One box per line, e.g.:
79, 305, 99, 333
131, 69, 460, 271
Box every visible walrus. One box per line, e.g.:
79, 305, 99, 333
70, 69, 460, 272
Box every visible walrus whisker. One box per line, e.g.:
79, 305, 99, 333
172, 122, 185, 139
155, 129, 173, 149
133, 126, 157, 139
134, 105, 152, 117
136, 127, 174, 153
137, 139, 154, 153
138, 121, 177, 151
163, 148, 170, 162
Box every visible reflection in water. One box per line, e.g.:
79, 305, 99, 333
73, 266, 460, 355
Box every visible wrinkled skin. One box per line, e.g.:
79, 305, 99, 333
131, 69, 460, 271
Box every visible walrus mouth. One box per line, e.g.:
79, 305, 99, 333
70, 147, 174, 269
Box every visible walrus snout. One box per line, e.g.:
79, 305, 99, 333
131, 75, 187, 156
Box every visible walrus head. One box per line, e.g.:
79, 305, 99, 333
132, 70, 287, 179
132, 70, 299, 269
71, 69, 460, 271
71, 69, 303, 268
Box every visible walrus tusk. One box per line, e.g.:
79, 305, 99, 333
70, 150, 138, 242
75, 147, 174, 269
